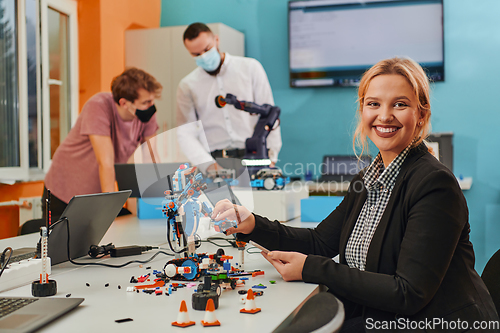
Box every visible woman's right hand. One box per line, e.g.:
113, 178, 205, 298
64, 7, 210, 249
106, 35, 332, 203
211, 199, 255, 235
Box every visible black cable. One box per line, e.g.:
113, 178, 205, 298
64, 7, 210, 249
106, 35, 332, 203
194, 234, 202, 249
88, 243, 115, 258
61, 216, 173, 268
166, 218, 186, 254
166, 218, 202, 253
0, 247, 13, 278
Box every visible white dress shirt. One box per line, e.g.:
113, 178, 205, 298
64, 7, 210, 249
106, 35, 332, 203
176, 53, 282, 169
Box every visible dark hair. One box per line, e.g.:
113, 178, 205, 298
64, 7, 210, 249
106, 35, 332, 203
111, 67, 162, 104
183, 22, 212, 41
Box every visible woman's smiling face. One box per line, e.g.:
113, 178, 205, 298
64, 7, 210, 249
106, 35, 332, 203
362, 74, 423, 166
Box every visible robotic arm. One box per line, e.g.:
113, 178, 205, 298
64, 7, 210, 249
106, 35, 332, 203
163, 164, 237, 255
215, 94, 280, 164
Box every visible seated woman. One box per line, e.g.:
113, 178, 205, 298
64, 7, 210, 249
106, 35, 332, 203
212, 58, 499, 332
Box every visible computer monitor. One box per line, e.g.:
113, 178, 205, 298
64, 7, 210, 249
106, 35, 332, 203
115, 163, 183, 198
427, 132, 453, 172
320, 155, 371, 182
288, 0, 444, 87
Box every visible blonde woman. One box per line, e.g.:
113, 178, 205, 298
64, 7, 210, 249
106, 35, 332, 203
213, 58, 499, 332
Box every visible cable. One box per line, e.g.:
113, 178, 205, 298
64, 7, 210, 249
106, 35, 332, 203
204, 236, 236, 248
166, 218, 186, 254
88, 243, 115, 258
60, 216, 173, 268
0, 247, 13, 278
165, 218, 202, 254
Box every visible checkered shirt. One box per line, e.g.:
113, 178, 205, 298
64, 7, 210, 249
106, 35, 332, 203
345, 145, 412, 271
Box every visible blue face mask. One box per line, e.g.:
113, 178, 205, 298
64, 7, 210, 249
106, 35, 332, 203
195, 46, 221, 72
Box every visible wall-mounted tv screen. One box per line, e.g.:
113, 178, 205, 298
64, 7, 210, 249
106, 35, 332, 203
288, 0, 444, 87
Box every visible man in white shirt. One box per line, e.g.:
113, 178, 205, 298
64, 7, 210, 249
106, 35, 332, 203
176, 22, 282, 173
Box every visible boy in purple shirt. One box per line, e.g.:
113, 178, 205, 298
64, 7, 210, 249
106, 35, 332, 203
42, 68, 162, 222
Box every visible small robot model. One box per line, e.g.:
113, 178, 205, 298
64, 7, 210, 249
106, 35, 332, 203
206, 167, 239, 186
192, 249, 242, 310
250, 167, 290, 191
162, 164, 238, 281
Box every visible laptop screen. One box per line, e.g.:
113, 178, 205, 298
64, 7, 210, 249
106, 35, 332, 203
115, 163, 183, 198
48, 190, 131, 265
321, 155, 371, 177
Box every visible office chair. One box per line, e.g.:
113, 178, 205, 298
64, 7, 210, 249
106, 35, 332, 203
279, 291, 345, 333
482, 249, 500, 316
18, 218, 45, 235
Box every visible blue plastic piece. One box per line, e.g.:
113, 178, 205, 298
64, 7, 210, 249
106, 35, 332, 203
137, 197, 165, 219
180, 259, 199, 281
300, 196, 344, 222
223, 262, 231, 271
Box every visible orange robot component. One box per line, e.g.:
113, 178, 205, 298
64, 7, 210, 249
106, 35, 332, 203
252, 271, 265, 277
134, 279, 166, 290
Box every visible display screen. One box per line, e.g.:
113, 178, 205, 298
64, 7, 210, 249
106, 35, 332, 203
288, 0, 444, 87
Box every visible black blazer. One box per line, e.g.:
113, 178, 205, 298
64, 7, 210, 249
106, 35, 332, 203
241, 144, 499, 332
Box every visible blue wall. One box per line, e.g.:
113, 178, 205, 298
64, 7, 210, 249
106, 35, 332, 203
160, 0, 500, 273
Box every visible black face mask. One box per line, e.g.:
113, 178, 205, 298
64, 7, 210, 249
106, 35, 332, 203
135, 104, 156, 123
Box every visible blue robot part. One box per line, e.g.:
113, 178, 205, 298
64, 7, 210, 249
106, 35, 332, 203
213, 219, 238, 233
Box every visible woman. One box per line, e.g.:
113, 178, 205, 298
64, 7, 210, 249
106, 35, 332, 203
213, 58, 499, 332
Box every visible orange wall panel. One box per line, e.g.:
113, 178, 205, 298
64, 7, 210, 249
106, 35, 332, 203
99, 0, 161, 94
78, 0, 101, 112
78, 0, 161, 109
1, 0, 161, 240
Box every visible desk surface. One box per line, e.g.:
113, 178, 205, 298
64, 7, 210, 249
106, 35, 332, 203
0, 216, 319, 332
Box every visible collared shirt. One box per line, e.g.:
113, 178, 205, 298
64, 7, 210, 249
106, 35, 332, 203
345, 145, 412, 271
44, 93, 158, 203
176, 53, 282, 170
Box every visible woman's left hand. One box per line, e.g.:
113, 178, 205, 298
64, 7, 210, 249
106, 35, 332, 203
262, 251, 307, 282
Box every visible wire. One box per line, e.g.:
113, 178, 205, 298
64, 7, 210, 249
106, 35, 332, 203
61, 217, 173, 268
166, 218, 186, 254
204, 236, 235, 248
0, 247, 13, 278
88, 243, 115, 258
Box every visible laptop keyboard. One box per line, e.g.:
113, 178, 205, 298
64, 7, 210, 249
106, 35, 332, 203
0, 297, 38, 318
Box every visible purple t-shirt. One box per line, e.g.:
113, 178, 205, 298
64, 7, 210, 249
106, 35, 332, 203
44, 92, 159, 203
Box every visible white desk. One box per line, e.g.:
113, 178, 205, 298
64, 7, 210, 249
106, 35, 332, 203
0, 216, 320, 332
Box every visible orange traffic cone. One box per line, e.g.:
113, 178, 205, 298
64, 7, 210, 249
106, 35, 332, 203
240, 289, 261, 314
172, 300, 196, 327
201, 298, 221, 326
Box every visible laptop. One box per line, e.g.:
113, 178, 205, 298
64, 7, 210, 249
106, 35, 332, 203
204, 181, 241, 207
115, 163, 183, 197
0, 296, 84, 333
47, 190, 132, 265
319, 155, 371, 182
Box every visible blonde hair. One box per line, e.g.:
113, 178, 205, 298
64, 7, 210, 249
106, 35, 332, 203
353, 57, 431, 157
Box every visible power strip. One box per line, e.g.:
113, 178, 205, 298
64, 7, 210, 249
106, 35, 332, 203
0, 258, 52, 293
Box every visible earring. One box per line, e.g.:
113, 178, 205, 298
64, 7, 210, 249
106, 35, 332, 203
418, 121, 423, 126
